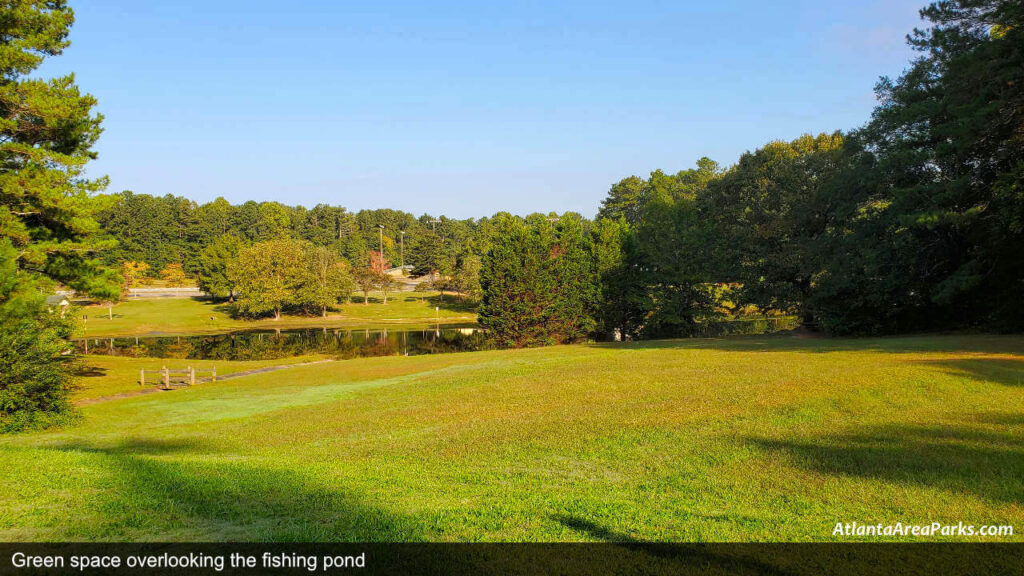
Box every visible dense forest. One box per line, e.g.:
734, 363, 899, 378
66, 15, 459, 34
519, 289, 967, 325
95, 194, 492, 281
1, 0, 1022, 430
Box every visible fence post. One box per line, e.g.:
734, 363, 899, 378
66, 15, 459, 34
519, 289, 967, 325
140, 369, 145, 387
190, 367, 195, 386
162, 366, 169, 388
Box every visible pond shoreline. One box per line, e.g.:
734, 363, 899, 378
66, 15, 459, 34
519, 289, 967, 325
74, 325, 488, 361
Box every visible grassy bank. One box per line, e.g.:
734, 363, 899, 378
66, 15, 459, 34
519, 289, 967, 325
1, 334, 1022, 541
71, 355, 330, 401
76, 292, 477, 338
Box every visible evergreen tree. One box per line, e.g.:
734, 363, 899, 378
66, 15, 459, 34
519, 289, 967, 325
479, 214, 598, 347
197, 234, 244, 300
812, 0, 1024, 333
0, 1, 116, 431
597, 176, 647, 226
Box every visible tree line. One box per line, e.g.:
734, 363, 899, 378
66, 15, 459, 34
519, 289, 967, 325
588, 0, 1023, 337
482, 1, 1023, 343
97, 193, 490, 285
1, 0, 1021, 431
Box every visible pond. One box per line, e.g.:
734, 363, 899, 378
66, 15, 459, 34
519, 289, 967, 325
74, 325, 488, 361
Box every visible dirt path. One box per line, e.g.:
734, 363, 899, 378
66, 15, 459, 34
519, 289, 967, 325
74, 359, 336, 406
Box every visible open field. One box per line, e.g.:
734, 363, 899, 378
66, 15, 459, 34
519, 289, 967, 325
1, 334, 1022, 541
76, 293, 477, 338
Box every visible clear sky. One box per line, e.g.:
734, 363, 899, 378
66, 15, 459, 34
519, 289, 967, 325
39, 0, 925, 218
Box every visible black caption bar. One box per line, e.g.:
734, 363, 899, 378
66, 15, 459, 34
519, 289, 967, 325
0, 543, 1022, 576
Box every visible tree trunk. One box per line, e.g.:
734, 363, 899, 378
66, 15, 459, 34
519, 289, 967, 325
108, 302, 113, 320
364, 291, 369, 305
322, 305, 327, 318
274, 306, 281, 321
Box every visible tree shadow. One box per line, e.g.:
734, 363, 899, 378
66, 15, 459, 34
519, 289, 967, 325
747, 418, 1024, 504
923, 357, 1024, 387
551, 514, 800, 575
553, 514, 640, 543
73, 365, 108, 378
47, 437, 424, 541
427, 294, 478, 314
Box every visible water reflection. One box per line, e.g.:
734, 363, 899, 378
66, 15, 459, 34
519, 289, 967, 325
74, 325, 488, 361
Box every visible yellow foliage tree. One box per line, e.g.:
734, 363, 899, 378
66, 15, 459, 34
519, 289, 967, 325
159, 263, 189, 287
121, 261, 150, 289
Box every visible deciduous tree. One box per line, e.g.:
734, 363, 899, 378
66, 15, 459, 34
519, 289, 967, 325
232, 239, 306, 319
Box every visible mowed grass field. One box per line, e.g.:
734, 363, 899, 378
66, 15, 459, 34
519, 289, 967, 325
77, 292, 477, 338
72, 355, 330, 401
1, 335, 1022, 541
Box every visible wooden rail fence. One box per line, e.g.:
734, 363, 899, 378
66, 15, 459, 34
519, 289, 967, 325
139, 366, 216, 389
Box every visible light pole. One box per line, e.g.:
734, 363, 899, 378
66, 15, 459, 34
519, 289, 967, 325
399, 230, 405, 269
377, 224, 384, 265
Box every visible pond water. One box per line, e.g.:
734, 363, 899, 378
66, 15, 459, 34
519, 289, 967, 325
74, 325, 487, 361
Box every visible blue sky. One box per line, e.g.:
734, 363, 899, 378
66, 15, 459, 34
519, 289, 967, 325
39, 0, 925, 218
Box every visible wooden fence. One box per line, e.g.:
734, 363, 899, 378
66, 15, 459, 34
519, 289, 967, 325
139, 366, 216, 389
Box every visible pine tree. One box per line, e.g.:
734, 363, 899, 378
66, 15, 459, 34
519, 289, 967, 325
0, 1, 117, 431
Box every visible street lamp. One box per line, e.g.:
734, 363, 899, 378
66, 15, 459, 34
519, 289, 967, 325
399, 230, 405, 269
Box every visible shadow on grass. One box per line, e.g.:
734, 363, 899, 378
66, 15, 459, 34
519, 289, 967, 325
924, 357, 1024, 387
426, 294, 478, 314
553, 514, 639, 543
747, 418, 1024, 504
48, 437, 424, 541
73, 365, 108, 378
552, 515, 799, 575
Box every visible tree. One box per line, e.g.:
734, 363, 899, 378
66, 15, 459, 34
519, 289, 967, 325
479, 216, 555, 347
451, 254, 482, 300
590, 217, 643, 340
231, 239, 306, 319
0, 1, 116, 431
120, 261, 149, 289
597, 175, 648, 226
198, 235, 243, 300
703, 134, 844, 322
478, 214, 598, 347
159, 263, 188, 287
607, 162, 722, 339
302, 246, 353, 316
353, 265, 377, 305
377, 271, 399, 305
253, 202, 292, 241
545, 214, 598, 341
1, 243, 78, 432
810, 0, 1024, 333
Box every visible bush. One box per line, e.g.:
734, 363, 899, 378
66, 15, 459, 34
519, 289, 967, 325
0, 305, 79, 433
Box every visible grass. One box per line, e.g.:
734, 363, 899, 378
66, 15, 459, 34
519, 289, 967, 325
76, 292, 477, 338
71, 355, 329, 401
1, 334, 1022, 542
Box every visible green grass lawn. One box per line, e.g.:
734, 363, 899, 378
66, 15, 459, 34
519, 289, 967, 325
1, 334, 1022, 541
76, 292, 477, 338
